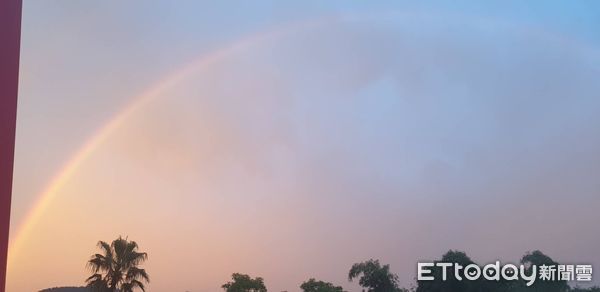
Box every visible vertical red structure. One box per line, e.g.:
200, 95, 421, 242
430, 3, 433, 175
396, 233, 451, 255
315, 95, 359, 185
0, 0, 22, 291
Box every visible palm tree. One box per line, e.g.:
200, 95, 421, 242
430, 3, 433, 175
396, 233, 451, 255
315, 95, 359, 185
85, 236, 149, 292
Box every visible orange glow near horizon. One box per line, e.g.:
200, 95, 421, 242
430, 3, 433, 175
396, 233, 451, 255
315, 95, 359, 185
8, 18, 330, 291
9, 6, 600, 292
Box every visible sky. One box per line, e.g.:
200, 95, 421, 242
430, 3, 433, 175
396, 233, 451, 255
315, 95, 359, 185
8, 1, 600, 291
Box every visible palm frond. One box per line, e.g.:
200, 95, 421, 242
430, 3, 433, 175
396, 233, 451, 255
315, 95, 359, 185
97, 241, 112, 258
125, 251, 148, 268
129, 279, 146, 292
85, 273, 109, 292
85, 273, 102, 283
87, 237, 148, 292
112, 236, 128, 265
121, 282, 134, 292
87, 254, 111, 273
126, 267, 150, 283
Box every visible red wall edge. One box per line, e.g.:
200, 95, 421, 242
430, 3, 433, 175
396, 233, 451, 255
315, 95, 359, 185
0, 0, 23, 291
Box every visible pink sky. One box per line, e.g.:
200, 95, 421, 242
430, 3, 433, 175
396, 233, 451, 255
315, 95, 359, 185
8, 2, 600, 291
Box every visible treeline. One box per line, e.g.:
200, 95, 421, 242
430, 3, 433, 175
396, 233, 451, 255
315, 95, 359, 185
222, 250, 598, 292
81, 238, 597, 292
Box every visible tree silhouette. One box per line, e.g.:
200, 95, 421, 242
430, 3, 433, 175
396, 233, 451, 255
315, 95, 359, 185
348, 259, 402, 292
416, 250, 490, 292
415, 250, 581, 292
85, 236, 149, 292
222, 273, 267, 292
517, 250, 569, 292
300, 278, 345, 292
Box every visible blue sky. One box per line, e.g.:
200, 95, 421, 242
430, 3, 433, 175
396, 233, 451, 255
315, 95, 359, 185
10, 1, 600, 291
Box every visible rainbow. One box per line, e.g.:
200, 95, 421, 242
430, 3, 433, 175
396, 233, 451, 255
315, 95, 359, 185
7, 17, 331, 266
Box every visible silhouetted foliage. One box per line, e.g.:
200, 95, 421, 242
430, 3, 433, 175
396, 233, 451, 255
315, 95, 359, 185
74, 245, 597, 292
85, 236, 149, 292
222, 273, 267, 292
348, 259, 403, 292
300, 278, 345, 292
415, 250, 578, 292
517, 250, 569, 292
416, 250, 483, 292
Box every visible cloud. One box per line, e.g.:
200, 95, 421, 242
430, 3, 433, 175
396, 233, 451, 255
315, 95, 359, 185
18, 14, 600, 291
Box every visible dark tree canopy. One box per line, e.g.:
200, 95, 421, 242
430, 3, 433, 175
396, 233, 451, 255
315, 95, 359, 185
348, 259, 402, 292
300, 278, 345, 292
85, 236, 149, 292
222, 273, 267, 292
519, 250, 569, 292
416, 250, 486, 292
415, 250, 577, 292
